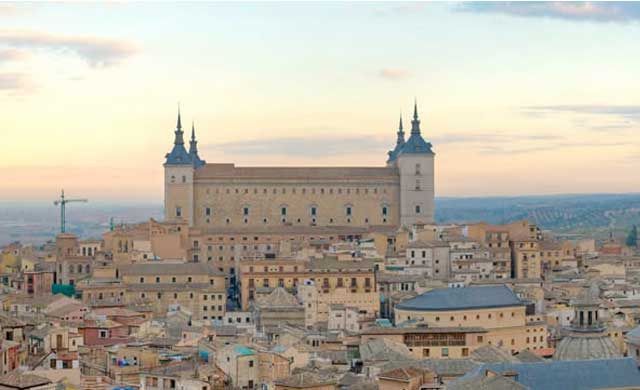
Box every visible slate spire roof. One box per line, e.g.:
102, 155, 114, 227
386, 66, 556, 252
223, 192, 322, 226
165, 108, 205, 167
188, 121, 206, 168
387, 100, 434, 163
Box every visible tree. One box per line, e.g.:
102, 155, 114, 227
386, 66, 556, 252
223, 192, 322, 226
626, 225, 638, 247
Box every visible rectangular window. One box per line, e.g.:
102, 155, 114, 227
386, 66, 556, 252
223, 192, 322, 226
205, 207, 211, 216
176, 207, 182, 217
243, 207, 249, 216
311, 207, 317, 216
346, 207, 352, 216
441, 348, 449, 357
415, 205, 421, 214
281, 207, 287, 216
382, 206, 388, 216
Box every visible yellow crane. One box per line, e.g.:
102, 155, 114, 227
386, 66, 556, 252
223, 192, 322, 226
53, 189, 88, 233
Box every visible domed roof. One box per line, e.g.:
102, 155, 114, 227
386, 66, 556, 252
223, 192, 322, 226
553, 333, 621, 361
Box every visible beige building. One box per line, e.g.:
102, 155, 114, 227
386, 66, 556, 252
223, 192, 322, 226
118, 262, 227, 320
163, 105, 435, 230
394, 285, 546, 354
238, 257, 379, 326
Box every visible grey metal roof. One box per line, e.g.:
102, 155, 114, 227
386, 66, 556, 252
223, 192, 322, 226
453, 358, 640, 390
396, 285, 524, 312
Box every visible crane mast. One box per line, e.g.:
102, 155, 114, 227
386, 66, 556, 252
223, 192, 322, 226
53, 189, 88, 233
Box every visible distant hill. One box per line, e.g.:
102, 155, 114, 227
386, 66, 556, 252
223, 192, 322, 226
436, 193, 640, 238
1, 193, 639, 246
0, 201, 163, 246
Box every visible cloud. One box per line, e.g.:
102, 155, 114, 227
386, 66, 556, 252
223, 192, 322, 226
523, 105, 640, 132
0, 30, 138, 67
457, 2, 640, 23
0, 73, 34, 92
525, 105, 640, 120
204, 135, 389, 158
0, 4, 18, 17
476, 140, 626, 155
0, 48, 29, 63
379, 68, 412, 81
431, 132, 562, 145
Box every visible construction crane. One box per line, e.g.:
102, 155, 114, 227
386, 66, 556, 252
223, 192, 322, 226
53, 189, 88, 233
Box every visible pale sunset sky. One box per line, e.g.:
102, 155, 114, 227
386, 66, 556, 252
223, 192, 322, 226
1, 2, 639, 201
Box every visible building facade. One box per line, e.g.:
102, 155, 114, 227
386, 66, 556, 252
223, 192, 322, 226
163, 104, 435, 230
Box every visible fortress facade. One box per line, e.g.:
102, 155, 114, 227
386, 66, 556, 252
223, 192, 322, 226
163, 102, 435, 229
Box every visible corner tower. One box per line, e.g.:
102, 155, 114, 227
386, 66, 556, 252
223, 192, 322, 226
388, 101, 435, 226
164, 108, 196, 225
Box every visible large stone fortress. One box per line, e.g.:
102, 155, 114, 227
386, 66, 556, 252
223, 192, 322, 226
163, 102, 435, 229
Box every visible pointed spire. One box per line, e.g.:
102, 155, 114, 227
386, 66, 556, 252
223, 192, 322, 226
177, 104, 182, 130
189, 120, 198, 153
411, 98, 421, 135
173, 107, 185, 145
396, 113, 405, 146
188, 120, 205, 168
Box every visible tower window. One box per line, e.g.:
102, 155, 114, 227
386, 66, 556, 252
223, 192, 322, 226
243, 207, 249, 216
281, 207, 287, 216
176, 207, 182, 217
345, 206, 352, 216
415, 205, 421, 214
382, 206, 388, 216
205, 207, 211, 216
310, 206, 317, 216
415, 163, 421, 175
415, 180, 421, 190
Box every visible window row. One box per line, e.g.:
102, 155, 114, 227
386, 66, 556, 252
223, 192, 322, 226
204, 187, 390, 196
198, 204, 390, 218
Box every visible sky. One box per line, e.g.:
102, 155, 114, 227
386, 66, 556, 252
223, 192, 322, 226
1, 2, 639, 201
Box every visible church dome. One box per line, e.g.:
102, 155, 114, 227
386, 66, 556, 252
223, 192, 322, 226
554, 333, 621, 361
553, 284, 621, 360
